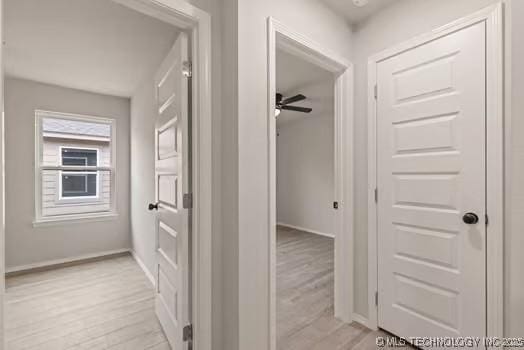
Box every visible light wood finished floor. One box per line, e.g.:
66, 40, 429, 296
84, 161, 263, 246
5, 254, 170, 350
277, 226, 409, 350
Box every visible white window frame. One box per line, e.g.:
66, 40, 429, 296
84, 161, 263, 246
57, 146, 100, 202
34, 110, 117, 225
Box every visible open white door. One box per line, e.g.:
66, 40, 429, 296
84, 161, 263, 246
151, 32, 191, 350
376, 21, 486, 343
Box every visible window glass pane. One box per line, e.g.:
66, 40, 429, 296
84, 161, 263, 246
61, 172, 97, 197
41, 169, 111, 218
61, 148, 98, 166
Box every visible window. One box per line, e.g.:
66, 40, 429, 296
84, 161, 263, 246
59, 148, 99, 199
35, 111, 116, 224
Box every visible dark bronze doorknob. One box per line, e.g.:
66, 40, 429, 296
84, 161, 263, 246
148, 203, 159, 211
462, 212, 479, 224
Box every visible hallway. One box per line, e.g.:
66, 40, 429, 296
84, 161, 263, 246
277, 226, 400, 349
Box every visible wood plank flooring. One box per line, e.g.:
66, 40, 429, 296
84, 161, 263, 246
5, 254, 170, 350
277, 226, 408, 350
5, 231, 409, 350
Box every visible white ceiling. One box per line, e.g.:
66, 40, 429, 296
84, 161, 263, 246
276, 49, 334, 125
321, 0, 397, 24
5, 0, 180, 98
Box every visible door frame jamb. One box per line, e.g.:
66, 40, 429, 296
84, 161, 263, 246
367, 3, 504, 337
110, 1, 213, 349
267, 17, 355, 350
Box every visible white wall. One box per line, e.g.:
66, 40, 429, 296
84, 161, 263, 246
234, 2, 353, 349
0, 1, 5, 341
129, 75, 157, 279
276, 82, 334, 237
351, 0, 524, 337
219, 1, 238, 349
4, 77, 131, 269
505, 0, 524, 338
5, 0, 180, 98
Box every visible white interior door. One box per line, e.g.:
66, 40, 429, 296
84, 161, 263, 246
153, 32, 190, 350
376, 21, 486, 342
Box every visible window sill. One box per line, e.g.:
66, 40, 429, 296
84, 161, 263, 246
33, 212, 119, 228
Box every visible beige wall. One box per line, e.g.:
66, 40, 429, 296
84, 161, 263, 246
351, 0, 523, 337
4, 77, 131, 269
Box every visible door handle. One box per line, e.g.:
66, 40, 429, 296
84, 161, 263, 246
462, 212, 479, 224
148, 203, 159, 211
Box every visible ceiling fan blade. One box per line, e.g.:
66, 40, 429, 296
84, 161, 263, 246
281, 94, 306, 105
281, 105, 312, 113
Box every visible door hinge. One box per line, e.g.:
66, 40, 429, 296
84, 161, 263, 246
333, 201, 339, 210
183, 324, 193, 342
374, 188, 378, 203
375, 291, 378, 306
183, 193, 193, 209
182, 61, 192, 78
374, 84, 378, 99
485, 214, 489, 226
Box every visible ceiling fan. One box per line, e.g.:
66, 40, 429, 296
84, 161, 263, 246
275, 93, 312, 116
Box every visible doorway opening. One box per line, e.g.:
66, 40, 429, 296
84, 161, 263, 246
275, 48, 343, 348
2, 0, 213, 348
267, 18, 354, 350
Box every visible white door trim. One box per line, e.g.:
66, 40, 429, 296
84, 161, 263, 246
367, 3, 504, 337
267, 17, 354, 350
111, 1, 213, 349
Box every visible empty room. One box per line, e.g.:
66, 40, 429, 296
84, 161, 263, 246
3, 0, 197, 348
274, 49, 366, 348
0, 0, 521, 349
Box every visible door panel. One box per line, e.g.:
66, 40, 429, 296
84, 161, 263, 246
158, 265, 179, 322
154, 32, 190, 350
394, 224, 459, 268
377, 22, 486, 343
393, 114, 458, 154
158, 119, 178, 159
158, 173, 178, 208
158, 221, 178, 267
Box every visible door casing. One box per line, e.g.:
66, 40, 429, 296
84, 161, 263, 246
105, 1, 213, 349
267, 17, 355, 350
367, 3, 504, 337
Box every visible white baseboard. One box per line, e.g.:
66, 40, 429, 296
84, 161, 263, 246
352, 313, 371, 329
6, 248, 130, 274
131, 250, 155, 287
277, 222, 335, 238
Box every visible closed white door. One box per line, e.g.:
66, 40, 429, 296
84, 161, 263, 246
151, 32, 190, 350
377, 22, 486, 341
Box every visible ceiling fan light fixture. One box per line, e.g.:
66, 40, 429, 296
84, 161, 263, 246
353, 0, 369, 7
275, 92, 312, 114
